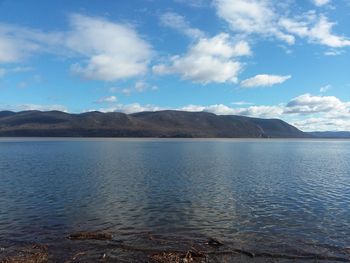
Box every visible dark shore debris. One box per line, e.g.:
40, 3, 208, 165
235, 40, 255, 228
149, 249, 207, 263
2, 234, 350, 262
67, 231, 113, 241
0, 244, 48, 263
206, 238, 224, 248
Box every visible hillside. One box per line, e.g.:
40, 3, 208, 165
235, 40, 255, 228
308, 131, 350, 138
0, 110, 310, 138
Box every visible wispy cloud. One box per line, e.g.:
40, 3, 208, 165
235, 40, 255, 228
231, 101, 255, 106
160, 12, 204, 39
0, 103, 68, 112
214, 0, 350, 49
241, 74, 291, 88
96, 95, 117, 104
312, 0, 331, 7
320, 84, 331, 93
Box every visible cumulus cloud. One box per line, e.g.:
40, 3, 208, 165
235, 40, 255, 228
67, 14, 152, 81
0, 14, 153, 82
96, 96, 117, 104
153, 33, 251, 84
160, 12, 204, 39
241, 74, 291, 88
285, 93, 349, 114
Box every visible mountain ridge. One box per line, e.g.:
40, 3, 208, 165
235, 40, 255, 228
0, 110, 310, 138
308, 131, 350, 138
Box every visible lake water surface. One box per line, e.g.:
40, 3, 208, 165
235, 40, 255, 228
0, 138, 349, 262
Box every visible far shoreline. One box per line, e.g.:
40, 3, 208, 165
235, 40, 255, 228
1, 137, 350, 141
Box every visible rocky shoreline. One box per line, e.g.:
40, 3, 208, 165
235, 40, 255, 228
1, 231, 349, 262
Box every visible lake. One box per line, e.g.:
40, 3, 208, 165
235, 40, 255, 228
0, 138, 349, 262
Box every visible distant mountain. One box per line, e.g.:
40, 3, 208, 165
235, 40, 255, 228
308, 131, 350, 138
0, 110, 310, 138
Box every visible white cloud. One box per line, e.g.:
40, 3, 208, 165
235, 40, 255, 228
241, 74, 291, 88
67, 14, 152, 81
292, 118, 350, 132
135, 81, 147, 92
312, 0, 331, 6
121, 88, 132, 96
180, 104, 206, 112
214, 0, 295, 44
160, 12, 204, 39
231, 101, 255, 105
108, 81, 157, 95
184, 94, 350, 130
153, 33, 250, 84
0, 66, 33, 78
0, 23, 63, 63
285, 93, 349, 114
204, 104, 239, 115
98, 103, 163, 114
96, 96, 117, 104
0, 35, 26, 63
280, 14, 350, 48
324, 49, 343, 56
0, 104, 68, 112
0, 27, 40, 63
320, 84, 331, 93
0, 15, 152, 81
181, 103, 283, 118
214, 0, 350, 49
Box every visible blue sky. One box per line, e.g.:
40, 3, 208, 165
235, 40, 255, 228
0, 0, 350, 131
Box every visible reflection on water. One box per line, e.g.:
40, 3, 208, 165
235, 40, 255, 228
0, 139, 350, 261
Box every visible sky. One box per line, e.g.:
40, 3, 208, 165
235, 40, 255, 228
0, 0, 350, 131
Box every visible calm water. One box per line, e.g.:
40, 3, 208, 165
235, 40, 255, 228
0, 138, 350, 261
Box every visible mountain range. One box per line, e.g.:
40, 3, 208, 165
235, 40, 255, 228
0, 110, 312, 138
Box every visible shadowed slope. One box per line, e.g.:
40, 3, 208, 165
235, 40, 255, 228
0, 110, 309, 138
